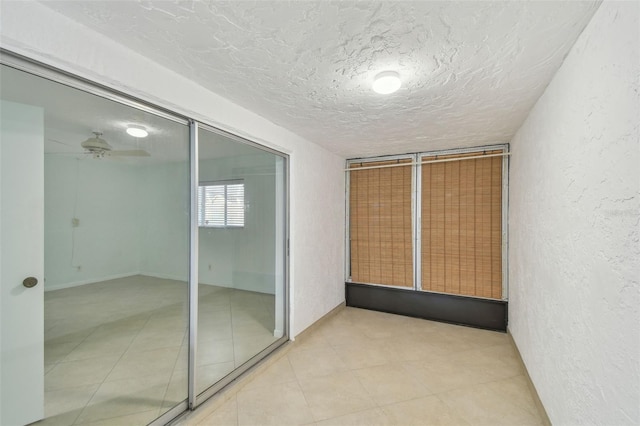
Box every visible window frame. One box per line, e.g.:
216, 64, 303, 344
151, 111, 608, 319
197, 179, 245, 229
345, 144, 509, 301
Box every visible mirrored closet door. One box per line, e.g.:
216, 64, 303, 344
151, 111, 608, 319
0, 57, 288, 426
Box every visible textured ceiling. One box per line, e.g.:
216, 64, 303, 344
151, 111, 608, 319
40, 1, 600, 158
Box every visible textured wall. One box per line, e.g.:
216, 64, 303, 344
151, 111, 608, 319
1, 2, 345, 337
508, 2, 639, 424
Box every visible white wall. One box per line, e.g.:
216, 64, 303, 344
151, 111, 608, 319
137, 160, 190, 282
44, 156, 141, 290
136, 153, 280, 295
508, 2, 639, 424
1, 1, 346, 337
199, 153, 278, 294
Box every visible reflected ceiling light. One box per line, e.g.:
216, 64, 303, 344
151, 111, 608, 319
126, 125, 148, 138
373, 71, 401, 94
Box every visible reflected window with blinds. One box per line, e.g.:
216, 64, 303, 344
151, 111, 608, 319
198, 180, 245, 228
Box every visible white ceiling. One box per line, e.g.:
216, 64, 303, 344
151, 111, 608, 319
40, 1, 600, 158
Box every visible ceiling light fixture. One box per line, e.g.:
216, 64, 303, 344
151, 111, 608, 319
126, 125, 148, 138
373, 71, 401, 94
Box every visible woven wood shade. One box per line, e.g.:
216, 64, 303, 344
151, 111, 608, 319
349, 159, 413, 287
421, 151, 503, 299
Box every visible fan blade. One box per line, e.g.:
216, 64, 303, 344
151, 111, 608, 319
108, 150, 151, 157
46, 151, 89, 156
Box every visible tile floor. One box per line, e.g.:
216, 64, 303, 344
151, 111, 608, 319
39, 275, 278, 426
182, 307, 546, 426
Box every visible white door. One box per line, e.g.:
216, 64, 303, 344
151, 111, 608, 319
0, 100, 45, 425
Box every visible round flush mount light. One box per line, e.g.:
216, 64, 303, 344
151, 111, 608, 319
126, 125, 148, 138
373, 71, 401, 94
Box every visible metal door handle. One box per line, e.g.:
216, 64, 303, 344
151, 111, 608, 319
23, 277, 38, 288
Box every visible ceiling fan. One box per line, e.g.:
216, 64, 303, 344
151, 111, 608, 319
80, 131, 150, 158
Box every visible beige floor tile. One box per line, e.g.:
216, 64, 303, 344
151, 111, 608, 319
163, 361, 235, 408
484, 375, 543, 420
196, 396, 238, 426
429, 329, 489, 355
127, 329, 186, 353
401, 355, 492, 394
45, 356, 121, 391
199, 338, 235, 364
452, 343, 523, 381
437, 377, 543, 425
33, 409, 83, 426
162, 369, 190, 409
315, 408, 391, 426
288, 347, 349, 381
45, 341, 81, 364
382, 333, 450, 362
75, 376, 168, 424
353, 363, 433, 405
353, 314, 412, 340
236, 381, 314, 426
91, 315, 150, 336
43, 281, 545, 426
332, 340, 393, 370
232, 318, 274, 336
63, 335, 134, 362
298, 371, 376, 422
381, 395, 471, 426
198, 322, 233, 341
318, 327, 372, 348
45, 383, 99, 419
74, 409, 160, 426
106, 346, 179, 382
233, 333, 278, 366
241, 356, 297, 390
196, 361, 236, 392
289, 332, 332, 354
44, 328, 95, 346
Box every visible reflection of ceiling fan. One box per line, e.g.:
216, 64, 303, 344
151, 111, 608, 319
81, 132, 150, 158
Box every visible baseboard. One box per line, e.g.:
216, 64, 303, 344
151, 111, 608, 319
346, 282, 507, 331
139, 271, 187, 282
291, 301, 346, 341
44, 271, 140, 292
507, 330, 552, 426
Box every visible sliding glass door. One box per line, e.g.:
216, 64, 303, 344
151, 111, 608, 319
192, 125, 287, 406
0, 55, 288, 425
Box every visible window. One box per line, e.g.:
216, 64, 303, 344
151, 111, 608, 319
349, 158, 414, 288
348, 147, 507, 299
420, 151, 503, 298
198, 180, 245, 228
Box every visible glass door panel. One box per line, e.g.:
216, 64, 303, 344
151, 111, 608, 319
196, 126, 287, 397
0, 64, 190, 424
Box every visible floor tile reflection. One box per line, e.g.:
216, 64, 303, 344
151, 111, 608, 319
38, 275, 277, 425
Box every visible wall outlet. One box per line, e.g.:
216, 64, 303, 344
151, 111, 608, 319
71, 218, 80, 227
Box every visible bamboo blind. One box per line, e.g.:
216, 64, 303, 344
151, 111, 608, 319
349, 159, 413, 287
421, 151, 503, 299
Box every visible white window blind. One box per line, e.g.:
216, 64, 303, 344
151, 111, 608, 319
198, 180, 245, 228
